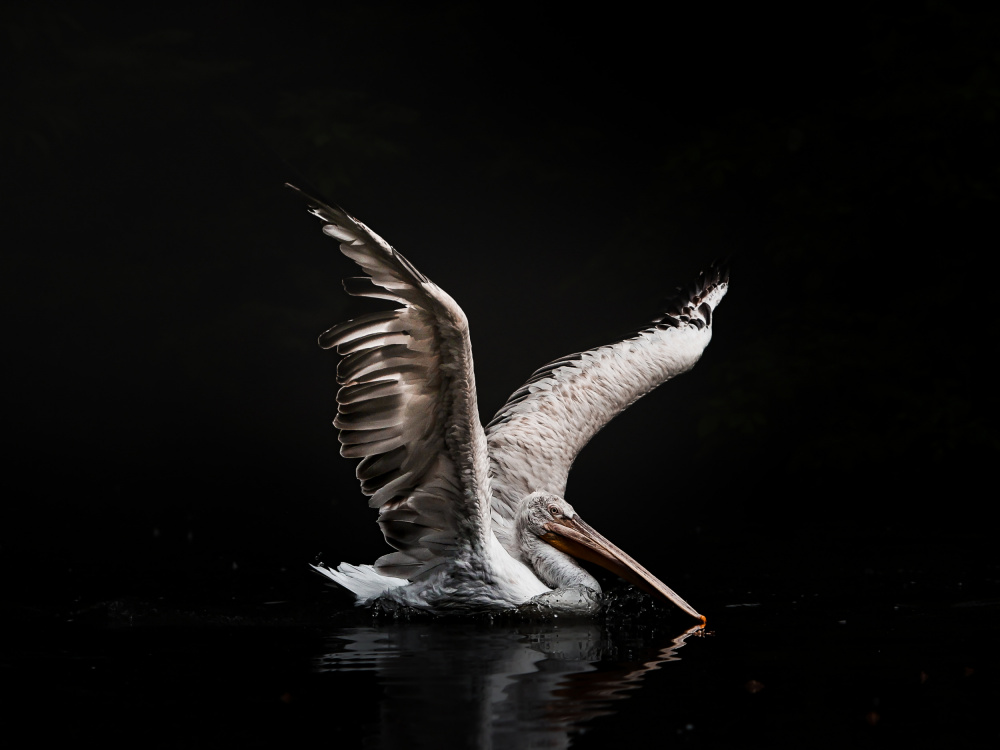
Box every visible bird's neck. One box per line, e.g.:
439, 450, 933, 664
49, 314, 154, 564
519, 530, 602, 594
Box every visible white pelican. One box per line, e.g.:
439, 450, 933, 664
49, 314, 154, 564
291, 185, 727, 620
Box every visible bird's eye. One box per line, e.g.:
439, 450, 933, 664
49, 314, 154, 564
548, 505, 562, 517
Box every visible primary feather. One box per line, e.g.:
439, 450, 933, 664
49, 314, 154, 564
291, 185, 494, 583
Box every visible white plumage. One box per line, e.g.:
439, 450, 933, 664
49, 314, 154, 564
290, 185, 728, 619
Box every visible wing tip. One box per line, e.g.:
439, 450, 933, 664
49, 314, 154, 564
485, 258, 730, 433
656, 258, 730, 328
285, 182, 347, 215
289, 183, 432, 287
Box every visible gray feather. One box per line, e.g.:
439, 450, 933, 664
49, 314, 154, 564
319, 310, 405, 350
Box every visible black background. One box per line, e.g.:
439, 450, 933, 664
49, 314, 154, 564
3, 1, 998, 615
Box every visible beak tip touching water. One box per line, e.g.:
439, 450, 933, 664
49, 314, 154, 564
542, 515, 705, 623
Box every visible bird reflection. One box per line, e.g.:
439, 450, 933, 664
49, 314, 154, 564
316, 620, 704, 749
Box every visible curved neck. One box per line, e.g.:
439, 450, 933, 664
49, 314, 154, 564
519, 528, 602, 593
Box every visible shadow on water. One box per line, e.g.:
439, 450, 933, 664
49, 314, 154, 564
316, 618, 705, 748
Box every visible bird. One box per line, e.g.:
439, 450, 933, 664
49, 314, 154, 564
289, 184, 728, 620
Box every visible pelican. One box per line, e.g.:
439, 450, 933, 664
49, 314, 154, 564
291, 185, 727, 620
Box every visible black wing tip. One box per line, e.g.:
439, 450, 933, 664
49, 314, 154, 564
661, 258, 730, 316
693, 257, 731, 294
284, 181, 319, 206
709, 256, 732, 286
285, 182, 352, 221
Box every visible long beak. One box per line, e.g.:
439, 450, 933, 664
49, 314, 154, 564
541, 514, 706, 624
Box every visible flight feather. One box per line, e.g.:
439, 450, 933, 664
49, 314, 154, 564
287, 184, 493, 580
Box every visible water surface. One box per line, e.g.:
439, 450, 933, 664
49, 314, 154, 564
8, 582, 998, 749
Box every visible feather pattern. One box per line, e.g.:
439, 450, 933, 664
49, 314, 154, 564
288, 185, 494, 580
292, 183, 727, 616
485, 263, 729, 555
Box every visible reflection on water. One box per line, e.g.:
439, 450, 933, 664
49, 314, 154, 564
316, 618, 704, 748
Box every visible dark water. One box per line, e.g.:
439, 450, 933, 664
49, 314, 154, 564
7, 576, 999, 749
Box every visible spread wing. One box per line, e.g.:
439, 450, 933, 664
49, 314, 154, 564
485, 263, 729, 553
289, 185, 492, 580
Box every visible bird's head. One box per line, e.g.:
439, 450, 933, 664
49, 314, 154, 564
517, 491, 705, 624
518, 492, 578, 536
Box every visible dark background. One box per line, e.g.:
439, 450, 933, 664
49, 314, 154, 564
2, 1, 998, 614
